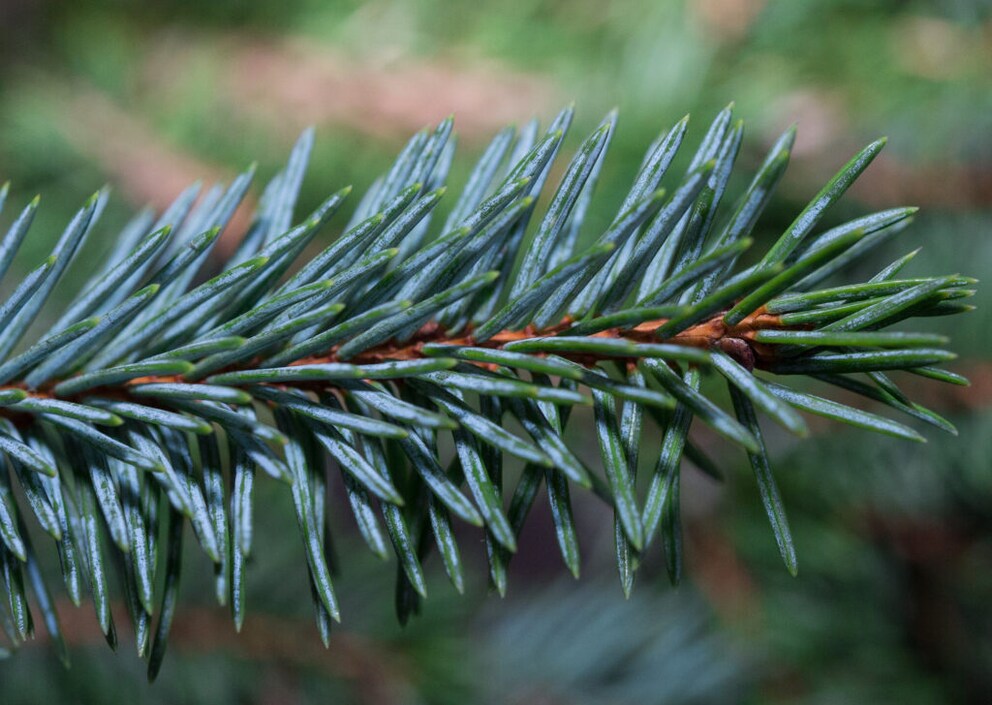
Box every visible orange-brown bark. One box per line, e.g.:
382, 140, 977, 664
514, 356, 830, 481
0, 309, 791, 415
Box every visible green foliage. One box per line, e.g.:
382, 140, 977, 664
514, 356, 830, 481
0, 105, 973, 679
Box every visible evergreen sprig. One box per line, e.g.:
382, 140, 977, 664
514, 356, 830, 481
0, 105, 974, 678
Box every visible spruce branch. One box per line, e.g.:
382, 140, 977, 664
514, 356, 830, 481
0, 105, 975, 677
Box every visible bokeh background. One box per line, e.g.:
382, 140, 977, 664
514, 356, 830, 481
0, 0, 990, 703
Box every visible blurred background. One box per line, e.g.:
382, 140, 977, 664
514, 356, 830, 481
0, 0, 990, 703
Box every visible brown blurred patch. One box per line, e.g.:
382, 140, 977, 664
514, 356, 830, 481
46, 35, 558, 258
56, 86, 243, 214
142, 33, 558, 142
767, 90, 848, 158
52, 84, 255, 260
691, 0, 767, 42
903, 361, 992, 413
889, 15, 987, 81
30, 600, 413, 704
687, 521, 761, 623
847, 154, 992, 210
765, 89, 992, 209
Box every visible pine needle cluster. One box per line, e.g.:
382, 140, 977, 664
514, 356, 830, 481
0, 104, 974, 678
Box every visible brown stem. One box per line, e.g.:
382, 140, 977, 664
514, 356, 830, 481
0, 309, 788, 415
